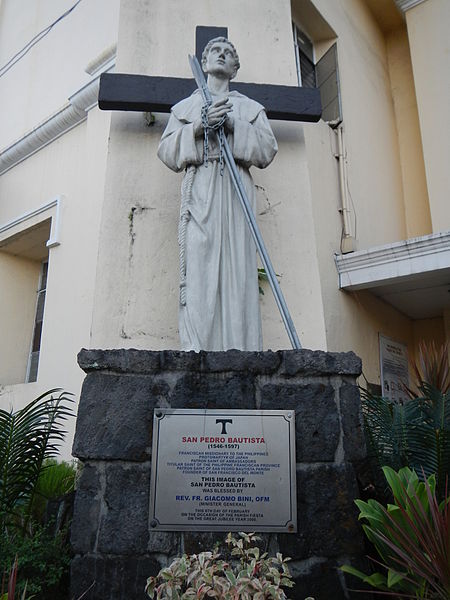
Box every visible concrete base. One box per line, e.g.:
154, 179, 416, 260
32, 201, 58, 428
70, 348, 367, 600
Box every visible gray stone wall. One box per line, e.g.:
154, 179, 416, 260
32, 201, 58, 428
71, 349, 367, 600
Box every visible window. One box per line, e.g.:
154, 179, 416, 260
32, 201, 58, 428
315, 43, 342, 123
292, 22, 342, 123
26, 260, 48, 383
293, 24, 316, 88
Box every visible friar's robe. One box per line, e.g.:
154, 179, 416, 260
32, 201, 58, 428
157, 89, 277, 351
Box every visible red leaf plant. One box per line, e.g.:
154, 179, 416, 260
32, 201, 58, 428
342, 466, 450, 599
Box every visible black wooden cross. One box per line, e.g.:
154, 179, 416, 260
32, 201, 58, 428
98, 26, 321, 122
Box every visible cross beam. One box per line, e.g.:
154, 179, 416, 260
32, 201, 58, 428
98, 74, 321, 122
98, 25, 321, 123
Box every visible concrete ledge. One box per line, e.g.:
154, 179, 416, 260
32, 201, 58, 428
335, 230, 450, 291
77, 348, 362, 377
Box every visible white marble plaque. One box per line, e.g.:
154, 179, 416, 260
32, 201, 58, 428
149, 409, 296, 532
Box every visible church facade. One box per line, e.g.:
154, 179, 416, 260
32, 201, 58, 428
0, 0, 449, 458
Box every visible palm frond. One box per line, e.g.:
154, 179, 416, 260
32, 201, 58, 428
30, 459, 77, 522
361, 342, 450, 500
0, 389, 74, 532
406, 341, 450, 397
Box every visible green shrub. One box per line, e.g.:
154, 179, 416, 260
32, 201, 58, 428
30, 459, 77, 524
342, 466, 450, 598
0, 555, 28, 600
146, 532, 295, 599
0, 391, 74, 599
0, 389, 73, 533
361, 342, 450, 499
0, 524, 71, 600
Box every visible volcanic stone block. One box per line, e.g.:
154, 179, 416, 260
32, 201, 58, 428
71, 463, 102, 553
96, 463, 151, 555
148, 531, 179, 555
290, 558, 347, 600
279, 464, 364, 559
169, 371, 256, 409
340, 382, 366, 461
281, 349, 361, 377
183, 532, 222, 556
202, 349, 281, 373
71, 554, 159, 600
78, 347, 162, 374
158, 349, 203, 371
72, 373, 169, 461
260, 383, 339, 462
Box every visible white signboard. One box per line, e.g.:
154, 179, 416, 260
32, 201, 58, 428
379, 334, 410, 403
149, 409, 297, 532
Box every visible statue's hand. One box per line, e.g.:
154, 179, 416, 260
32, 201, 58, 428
207, 98, 232, 127
193, 99, 233, 137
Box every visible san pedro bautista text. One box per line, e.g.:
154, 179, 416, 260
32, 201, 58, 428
182, 436, 265, 450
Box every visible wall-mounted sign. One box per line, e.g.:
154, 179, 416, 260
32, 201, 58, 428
379, 334, 410, 403
149, 409, 296, 532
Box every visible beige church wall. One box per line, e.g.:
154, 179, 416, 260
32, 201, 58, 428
303, 118, 414, 384
338, 290, 414, 386
413, 317, 446, 354
256, 121, 327, 350
295, 0, 431, 383
90, 0, 328, 352
114, 0, 297, 86
0, 0, 119, 149
405, 0, 450, 233
0, 254, 40, 385
386, 26, 431, 239
301, 0, 407, 250
0, 108, 111, 460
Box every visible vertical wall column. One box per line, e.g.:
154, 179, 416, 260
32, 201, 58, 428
405, 0, 450, 231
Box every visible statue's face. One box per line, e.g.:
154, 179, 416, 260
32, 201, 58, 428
204, 41, 237, 79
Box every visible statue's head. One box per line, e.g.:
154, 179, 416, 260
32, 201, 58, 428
201, 37, 240, 80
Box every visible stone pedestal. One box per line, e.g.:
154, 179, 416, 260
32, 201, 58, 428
70, 348, 367, 600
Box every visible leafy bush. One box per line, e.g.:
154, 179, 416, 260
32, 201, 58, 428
0, 555, 29, 600
0, 389, 73, 533
30, 459, 77, 524
361, 342, 450, 499
342, 466, 450, 598
0, 390, 74, 599
0, 524, 71, 600
146, 532, 295, 599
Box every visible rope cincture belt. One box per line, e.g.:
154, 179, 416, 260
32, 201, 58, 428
179, 103, 228, 307
201, 102, 227, 176
178, 165, 195, 306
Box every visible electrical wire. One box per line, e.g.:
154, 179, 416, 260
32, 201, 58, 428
0, 0, 83, 79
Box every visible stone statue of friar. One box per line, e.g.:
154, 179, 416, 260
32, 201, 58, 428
157, 37, 278, 352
